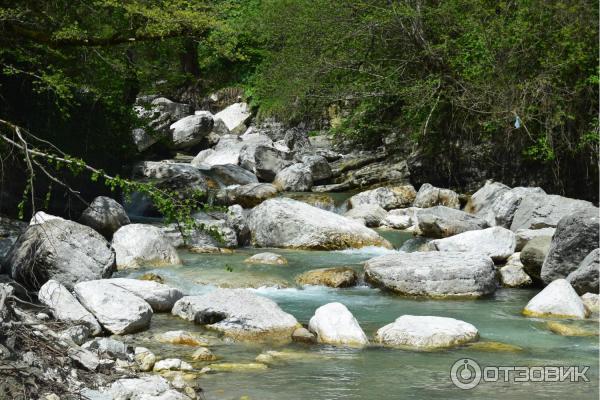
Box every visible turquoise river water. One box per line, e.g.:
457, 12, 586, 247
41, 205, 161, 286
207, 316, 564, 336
118, 230, 599, 400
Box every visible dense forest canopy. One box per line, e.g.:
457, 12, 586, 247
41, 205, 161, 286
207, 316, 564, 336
0, 0, 598, 217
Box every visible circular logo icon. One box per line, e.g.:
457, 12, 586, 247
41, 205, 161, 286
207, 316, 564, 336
450, 358, 482, 389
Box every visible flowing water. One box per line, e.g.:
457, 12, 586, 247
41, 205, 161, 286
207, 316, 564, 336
118, 228, 599, 400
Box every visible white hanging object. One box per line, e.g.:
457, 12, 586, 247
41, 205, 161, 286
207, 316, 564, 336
514, 115, 521, 129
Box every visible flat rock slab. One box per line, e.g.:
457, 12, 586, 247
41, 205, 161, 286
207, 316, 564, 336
38, 280, 102, 335
375, 315, 479, 349
364, 251, 497, 298
105, 278, 183, 312
429, 226, 516, 262
248, 198, 391, 250
74, 280, 153, 334
172, 289, 298, 341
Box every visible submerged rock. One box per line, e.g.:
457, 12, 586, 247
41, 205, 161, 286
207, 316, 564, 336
156, 330, 208, 346
308, 302, 368, 347
79, 196, 130, 239
541, 208, 599, 285
466, 341, 523, 352
375, 315, 479, 349
348, 185, 416, 210
105, 278, 183, 312
428, 226, 516, 262
416, 206, 488, 238
172, 289, 298, 341
546, 321, 598, 337
413, 183, 460, 209
295, 267, 358, 288
206, 362, 268, 372
112, 224, 181, 269
247, 198, 391, 250
523, 279, 588, 319
244, 252, 288, 265
364, 252, 497, 298
38, 280, 102, 335
6, 219, 115, 290
191, 347, 217, 361
344, 204, 388, 227
292, 327, 317, 344
74, 280, 153, 334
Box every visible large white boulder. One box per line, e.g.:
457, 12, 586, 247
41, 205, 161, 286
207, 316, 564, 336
105, 278, 183, 312
169, 113, 213, 149
429, 226, 516, 262
111, 224, 181, 269
541, 208, 599, 284
364, 252, 497, 298
247, 198, 391, 250
6, 219, 115, 290
38, 280, 102, 335
214, 102, 251, 134
375, 315, 479, 349
510, 193, 596, 231
523, 279, 589, 319
488, 187, 546, 227
74, 280, 153, 334
308, 302, 368, 346
172, 289, 298, 341
464, 180, 510, 218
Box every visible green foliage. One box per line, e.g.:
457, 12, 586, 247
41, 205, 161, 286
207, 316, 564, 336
243, 0, 598, 197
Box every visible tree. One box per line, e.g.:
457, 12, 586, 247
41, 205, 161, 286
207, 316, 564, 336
0, 0, 217, 217
248, 0, 599, 200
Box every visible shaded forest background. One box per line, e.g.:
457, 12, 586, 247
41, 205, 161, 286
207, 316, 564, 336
0, 0, 598, 218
